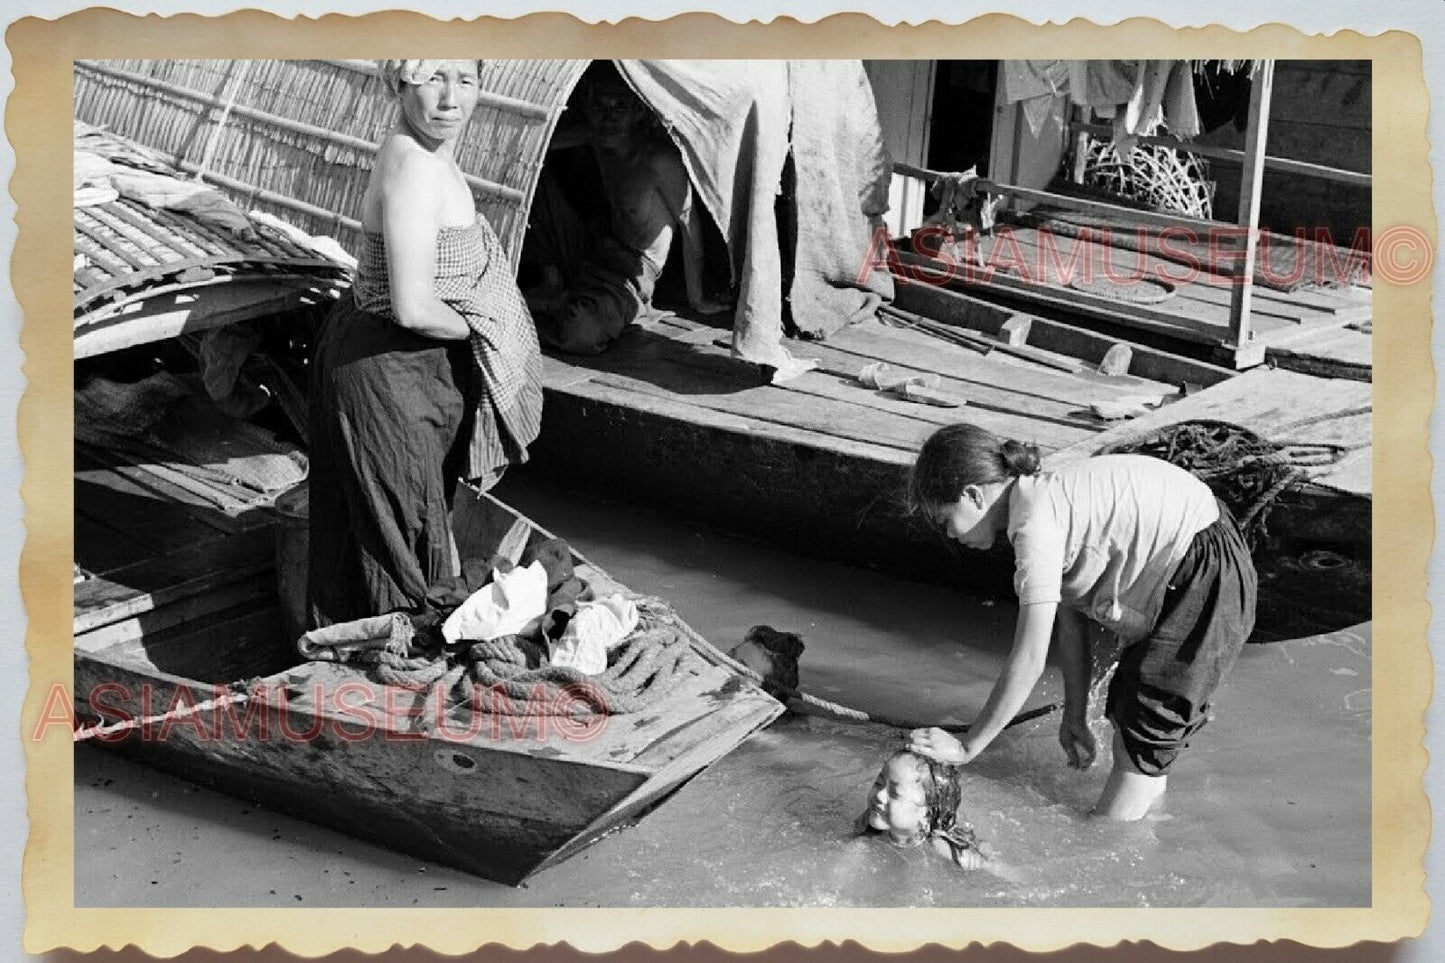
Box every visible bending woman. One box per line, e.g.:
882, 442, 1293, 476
307, 59, 543, 628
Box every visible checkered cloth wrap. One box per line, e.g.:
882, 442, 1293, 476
355, 216, 543, 486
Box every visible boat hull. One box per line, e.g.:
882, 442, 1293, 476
74, 490, 783, 884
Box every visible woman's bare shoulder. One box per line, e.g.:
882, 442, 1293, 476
376, 133, 449, 181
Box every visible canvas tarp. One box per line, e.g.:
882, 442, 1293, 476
616, 60, 894, 376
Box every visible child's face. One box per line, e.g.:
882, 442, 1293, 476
866, 755, 930, 846
935, 484, 1004, 550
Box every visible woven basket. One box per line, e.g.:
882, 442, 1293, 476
1080, 134, 1215, 220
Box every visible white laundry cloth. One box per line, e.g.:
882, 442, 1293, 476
248, 210, 358, 270
441, 561, 549, 644
547, 595, 640, 675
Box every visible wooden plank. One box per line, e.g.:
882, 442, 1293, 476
779, 363, 1097, 445
75, 571, 277, 654
74, 528, 275, 633
591, 324, 1103, 448
539, 352, 601, 390
76, 444, 245, 535
892, 279, 1235, 388
1011, 211, 1373, 319
72, 540, 275, 636
1248, 310, 1366, 349
554, 375, 914, 466
89, 599, 292, 684
75, 465, 212, 555
659, 315, 1124, 420
817, 323, 1158, 410
1266, 328, 1371, 382
75, 512, 149, 575
588, 369, 935, 454
987, 226, 1316, 329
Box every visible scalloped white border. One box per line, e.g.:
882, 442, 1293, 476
4, 3, 1443, 959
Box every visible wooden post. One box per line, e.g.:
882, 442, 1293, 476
1070, 104, 1090, 185
1227, 60, 1275, 355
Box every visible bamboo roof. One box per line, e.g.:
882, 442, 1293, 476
74, 122, 352, 357
74, 59, 591, 269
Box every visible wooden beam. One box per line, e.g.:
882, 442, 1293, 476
891, 275, 1236, 387
1228, 61, 1275, 351
891, 160, 1218, 236
75, 276, 340, 359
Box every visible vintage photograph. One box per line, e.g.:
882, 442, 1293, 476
68, 56, 1372, 910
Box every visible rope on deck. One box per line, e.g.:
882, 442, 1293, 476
299, 605, 708, 717
1101, 418, 1354, 545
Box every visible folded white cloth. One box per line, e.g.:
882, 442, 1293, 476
548, 595, 640, 675
442, 561, 548, 644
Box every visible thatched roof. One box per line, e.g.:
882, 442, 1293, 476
74, 59, 591, 269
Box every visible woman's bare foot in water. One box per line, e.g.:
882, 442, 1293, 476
1091, 729, 1167, 821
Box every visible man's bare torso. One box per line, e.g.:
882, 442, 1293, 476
594, 139, 689, 273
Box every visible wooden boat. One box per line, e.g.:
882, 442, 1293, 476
524, 271, 1370, 639
72, 104, 781, 883
74, 473, 783, 885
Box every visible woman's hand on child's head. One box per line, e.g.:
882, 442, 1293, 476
907, 727, 974, 765
1058, 716, 1097, 770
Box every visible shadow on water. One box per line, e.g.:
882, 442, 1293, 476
492, 472, 1028, 725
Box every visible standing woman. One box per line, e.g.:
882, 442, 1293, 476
307, 60, 543, 628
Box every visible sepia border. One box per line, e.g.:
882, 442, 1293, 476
12, 9, 1432, 955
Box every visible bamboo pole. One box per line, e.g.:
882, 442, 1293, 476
1068, 120, 1370, 189
76, 61, 527, 205
1227, 60, 1275, 351
324, 60, 556, 120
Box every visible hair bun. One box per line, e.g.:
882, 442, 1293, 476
999, 439, 1041, 476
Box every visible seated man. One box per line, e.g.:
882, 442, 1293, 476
525, 68, 729, 355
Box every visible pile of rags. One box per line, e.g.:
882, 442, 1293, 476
296, 538, 705, 717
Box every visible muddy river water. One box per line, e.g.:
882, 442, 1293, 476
75, 476, 1370, 908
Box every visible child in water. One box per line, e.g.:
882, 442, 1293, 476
904, 423, 1257, 820
862, 750, 988, 870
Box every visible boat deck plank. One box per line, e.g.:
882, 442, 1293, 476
1047, 367, 1372, 496
75, 526, 276, 637
909, 224, 1370, 364
538, 309, 1199, 462
75, 456, 227, 557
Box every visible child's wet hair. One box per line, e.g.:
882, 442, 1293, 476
907, 422, 1041, 517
